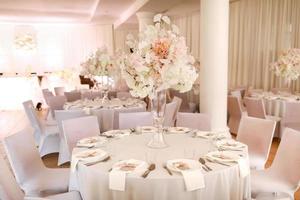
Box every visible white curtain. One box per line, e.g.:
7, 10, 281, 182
172, 12, 200, 61
229, 0, 300, 92
114, 28, 138, 53
0, 23, 114, 74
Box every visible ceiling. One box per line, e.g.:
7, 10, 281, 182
0, 0, 200, 27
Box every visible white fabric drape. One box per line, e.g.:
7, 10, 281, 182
0, 23, 114, 74
114, 28, 138, 53
229, 0, 300, 92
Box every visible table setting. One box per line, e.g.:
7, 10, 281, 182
69, 126, 250, 200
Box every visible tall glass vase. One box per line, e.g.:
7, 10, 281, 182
147, 90, 168, 149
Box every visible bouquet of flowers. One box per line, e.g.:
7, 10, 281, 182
270, 48, 300, 82
80, 46, 114, 78
119, 14, 198, 98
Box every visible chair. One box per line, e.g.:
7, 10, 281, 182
237, 116, 276, 170
281, 102, 300, 134
176, 112, 211, 131
163, 101, 178, 127
64, 92, 81, 102
54, 110, 87, 166
42, 89, 54, 105
23, 101, 60, 157
62, 116, 100, 154
47, 96, 67, 119
54, 87, 65, 96
91, 109, 114, 132
251, 128, 300, 199
244, 97, 281, 131
116, 92, 132, 99
172, 96, 183, 114
3, 131, 69, 197
113, 107, 147, 129
0, 156, 82, 200
227, 96, 243, 134
271, 88, 291, 95
119, 112, 153, 129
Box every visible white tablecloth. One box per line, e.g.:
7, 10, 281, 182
64, 98, 146, 131
69, 133, 251, 200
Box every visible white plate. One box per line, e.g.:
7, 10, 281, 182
194, 131, 215, 139
215, 139, 246, 150
112, 159, 148, 173
74, 149, 109, 163
206, 151, 240, 163
168, 127, 191, 134
167, 159, 201, 172
77, 136, 107, 147
102, 129, 131, 138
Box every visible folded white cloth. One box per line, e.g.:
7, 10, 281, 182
109, 170, 127, 191
181, 169, 205, 191
238, 158, 250, 178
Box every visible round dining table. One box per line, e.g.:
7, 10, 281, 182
69, 129, 251, 200
63, 98, 146, 131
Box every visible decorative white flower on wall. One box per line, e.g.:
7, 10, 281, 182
14, 33, 37, 51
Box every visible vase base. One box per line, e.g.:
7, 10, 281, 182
147, 135, 168, 149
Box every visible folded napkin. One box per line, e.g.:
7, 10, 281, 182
181, 169, 205, 191
109, 170, 127, 191
237, 158, 250, 178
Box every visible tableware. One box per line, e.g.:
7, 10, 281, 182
163, 164, 173, 175
142, 163, 156, 178
206, 151, 240, 163
102, 129, 131, 138
112, 159, 148, 174
77, 136, 107, 148
167, 127, 191, 134
199, 158, 212, 171
194, 131, 215, 139
215, 139, 246, 151
166, 159, 201, 173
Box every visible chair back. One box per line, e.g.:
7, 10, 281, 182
22, 100, 35, 122
116, 92, 132, 99
244, 97, 266, 119
228, 96, 242, 118
64, 91, 81, 102
42, 89, 54, 104
23, 101, 43, 134
62, 116, 100, 153
172, 96, 183, 114
54, 87, 65, 96
119, 112, 153, 129
164, 102, 178, 127
3, 131, 45, 186
230, 90, 242, 101
91, 109, 114, 132
176, 112, 211, 131
271, 87, 291, 94
270, 128, 300, 188
282, 102, 300, 130
47, 96, 67, 118
0, 156, 24, 200
237, 116, 276, 169
113, 107, 146, 129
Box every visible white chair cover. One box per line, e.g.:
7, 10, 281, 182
237, 116, 276, 170
3, 130, 69, 197
113, 107, 146, 129
91, 109, 114, 132
54, 87, 65, 96
176, 112, 211, 131
54, 110, 87, 166
163, 102, 178, 127
251, 128, 300, 199
64, 92, 81, 102
119, 112, 153, 129
62, 116, 100, 154
228, 96, 243, 134
47, 96, 67, 119
42, 89, 54, 105
23, 100, 40, 144
281, 102, 300, 133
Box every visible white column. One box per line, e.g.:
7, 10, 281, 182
136, 12, 155, 32
200, 0, 229, 133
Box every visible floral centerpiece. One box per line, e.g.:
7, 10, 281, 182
270, 48, 300, 86
80, 46, 115, 101
120, 14, 198, 148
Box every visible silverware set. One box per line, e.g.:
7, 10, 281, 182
142, 164, 156, 178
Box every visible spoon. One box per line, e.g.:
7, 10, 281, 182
142, 164, 156, 178
199, 158, 212, 171
163, 165, 173, 176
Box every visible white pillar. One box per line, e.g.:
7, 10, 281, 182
136, 12, 155, 32
200, 0, 229, 133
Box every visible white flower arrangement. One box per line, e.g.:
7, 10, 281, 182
80, 46, 114, 77
270, 49, 300, 82
120, 14, 198, 98
14, 34, 36, 51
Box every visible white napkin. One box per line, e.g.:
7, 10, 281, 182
238, 158, 250, 178
109, 170, 127, 191
181, 169, 205, 191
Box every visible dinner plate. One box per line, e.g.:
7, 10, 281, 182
112, 159, 148, 174
194, 131, 215, 139
206, 151, 240, 163
77, 136, 107, 148
167, 127, 191, 134
215, 139, 246, 150
74, 149, 109, 163
167, 159, 201, 172
102, 129, 131, 138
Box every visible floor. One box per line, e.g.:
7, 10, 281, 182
0, 110, 299, 199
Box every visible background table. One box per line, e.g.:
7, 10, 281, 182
69, 133, 250, 200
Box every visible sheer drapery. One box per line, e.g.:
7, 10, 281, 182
0, 23, 114, 74
229, 0, 300, 92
